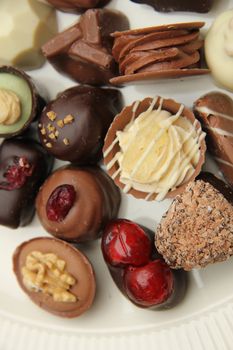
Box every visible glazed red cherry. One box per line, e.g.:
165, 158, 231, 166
124, 260, 174, 307
46, 184, 76, 222
101, 219, 152, 267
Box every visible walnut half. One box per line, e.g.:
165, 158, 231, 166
21, 251, 77, 303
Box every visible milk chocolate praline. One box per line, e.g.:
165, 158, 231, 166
38, 85, 122, 163
0, 66, 45, 138
193, 92, 233, 187
103, 97, 206, 201
36, 166, 121, 242
40, 0, 111, 13
130, 0, 214, 13
0, 138, 53, 229
13, 237, 96, 318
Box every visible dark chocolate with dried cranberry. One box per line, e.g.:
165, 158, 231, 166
130, 0, 214, 13
101, 219, 187, 309
40, 0, 111, 13
42, 9, 129, 85
38, 85, 122, 164
0, 138, 53, 229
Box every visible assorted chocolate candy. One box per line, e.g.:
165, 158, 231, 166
130, 0, 215, 13
0, 138, 53, 228
13, 237, 96, 317
110, 22, 209, 85
38, 85, 122, 163
194, 92, 233, 187
38, 0, 111, 13
36, 166, 121, 242
102, 219, 187, 308
0, 66, 46, 138
103, 96, 206, 201
1, 0, 233, 320
42, 9, 129, 85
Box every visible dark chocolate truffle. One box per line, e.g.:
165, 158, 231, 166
36, 165, 121, 242
42, 9, 129, 85
0, 66, 45, 138
155, 173, 233, 270
130, 0, 214, 13
193, 92, 233, 187
38, 85, 122, 163
0, 138, 53, 229
13, 237, 96, 318
110, 22, 209, 85
39, 0, 111, 13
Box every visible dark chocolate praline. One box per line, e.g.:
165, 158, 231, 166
13, 237, 96, 318
38, 85, 122, 163
130, 0, 214, 13
42, 9, 129, 85
0, 138, 53, 229
36, 165, 121, 243
41, 0, 111, 13
0, 66, 46, 138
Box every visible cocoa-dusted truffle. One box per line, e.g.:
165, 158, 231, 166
110, 22, 209, 85
103, 96, 206, 201
38, 85, 122, 163
194, 92, 233, 187
155, 173, 233, 270
42, 9, 129, 85
13, 237, 96, 318
0, 66, 46, 138
38, 0, 111, 13
130, 0, 214, 13
36, 166, 121, 242
0, 138, 53, 229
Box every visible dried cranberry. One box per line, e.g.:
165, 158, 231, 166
124, 260, 174, 307
0, 157, 34, 191
101, 219, 152, 267
46, 184, 76, 222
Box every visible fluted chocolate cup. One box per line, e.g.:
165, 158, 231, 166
103, 97, 206, 201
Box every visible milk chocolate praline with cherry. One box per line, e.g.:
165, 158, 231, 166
101, 219, 187, 309
103, 96, 206, 201
42, 9, 129, 85
36, 165, 121, 243
39, 0, 111, 13
13, 237, 96, 318
0, 138, 53, 229
130, 0, 214, 13
38, 85, 122, 163
0, 66, 46, 138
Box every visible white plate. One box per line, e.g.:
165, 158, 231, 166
1, 1, 233, 349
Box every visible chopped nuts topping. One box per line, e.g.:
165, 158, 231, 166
46, 142, 52, 148
47, 124, 55, 132
55, 130, 59, 137
47, 111, 57, 121
57, 120, 64, 128
21, 251, 77, 303
63, 138, 70, 146
64, 114, 74, 125
40, 127, 46, 135
48, 133, 56, 140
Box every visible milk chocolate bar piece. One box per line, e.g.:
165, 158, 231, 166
42, 9, 129, 85
130, 0, 214, 13
194, 92, 233, 187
